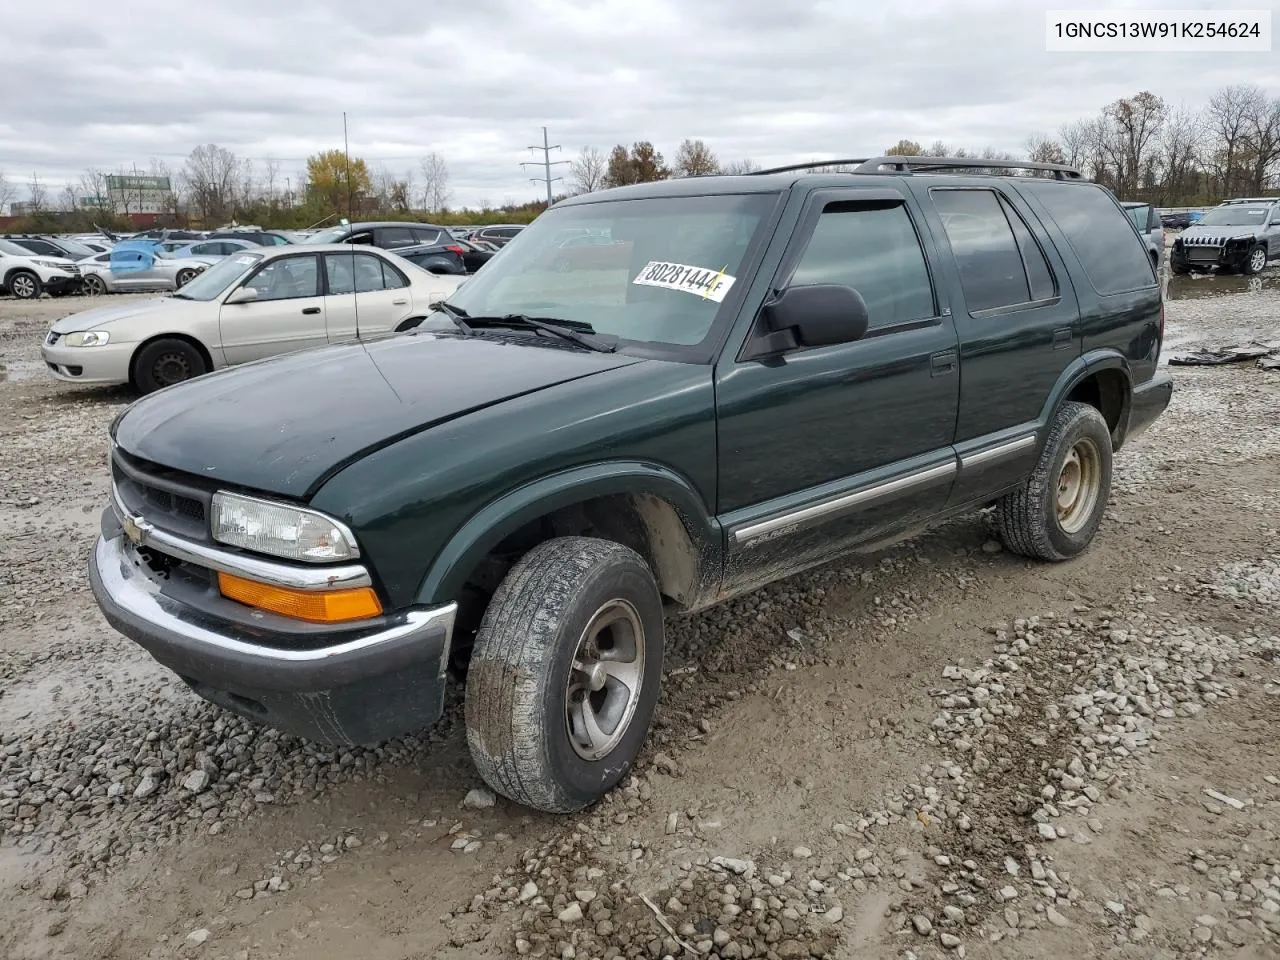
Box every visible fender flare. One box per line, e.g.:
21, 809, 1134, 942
1037, 349, 1134, 450
415, 461, 723, 607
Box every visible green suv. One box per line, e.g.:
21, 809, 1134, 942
89, 156, 1173, 813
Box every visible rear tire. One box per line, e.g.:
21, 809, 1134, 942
83, 274, 108, 296
131, 338, 207, 394
464, 537, 664, 813
8, 270, 40, 299
996, 401, 1113, 562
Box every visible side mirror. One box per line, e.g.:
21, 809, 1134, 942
747, 284, 870, 359
224, 286, 259, 305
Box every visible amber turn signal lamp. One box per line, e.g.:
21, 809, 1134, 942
217, 572, 383, 624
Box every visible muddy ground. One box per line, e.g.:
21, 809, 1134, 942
1, 271, 1278, 960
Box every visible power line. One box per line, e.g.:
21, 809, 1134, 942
521, 127, 570, 205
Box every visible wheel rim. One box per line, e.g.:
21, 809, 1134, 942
1056, 437, 1102, 534
565, 598, 645, 761
177, 271, 195, 287
1250, 248, 1266, 273
12, 275, 35, 297
152, 351, 192, 387
85, 276, 106, 296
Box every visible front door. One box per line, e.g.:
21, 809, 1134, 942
715, 188, 960, 594
218, 254, 326, 364
909, 183, 1082, 504
322, 252, 413, 343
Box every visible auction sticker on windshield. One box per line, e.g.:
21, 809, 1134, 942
633, 261, 737, 303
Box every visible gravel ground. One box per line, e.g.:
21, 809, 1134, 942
1, 271, 1278, 960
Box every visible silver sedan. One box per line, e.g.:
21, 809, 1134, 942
77, 249, 220, 295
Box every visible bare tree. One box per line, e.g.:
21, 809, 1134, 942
1058, 118, 1094, 172
568, 146, 606, 194
27, 172, 48, 214
79, 168, 109, 214
1206, 84, 1259, 196
1025, 133, 1066, 165
1241, 94, 1280, 193
720, 158, 761, 175
181, 143, 240, 222
60, 183, 80, 213
0, 170, 14, 214
420, 152, 451, 212
1154, 105, 1206, 202
674, 138, 720, 177
262, 158, 281, 205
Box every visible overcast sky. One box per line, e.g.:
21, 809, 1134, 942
3, 0, 1276, 209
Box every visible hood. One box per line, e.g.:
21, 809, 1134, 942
113, 333, 645, 498
1180, 224, 1260, 242
49, 297, 208, 333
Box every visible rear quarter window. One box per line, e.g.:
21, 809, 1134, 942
1025, 183, 1154, 294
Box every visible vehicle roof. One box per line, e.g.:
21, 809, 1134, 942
1220, 197, 1279, 205
332, 221, 449, 231
250, 243, 415, 256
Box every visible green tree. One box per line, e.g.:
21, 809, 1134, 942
629, 141, 670, 182
306, 149, 372, 216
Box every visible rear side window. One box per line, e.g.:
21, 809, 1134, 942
411, 228, 441, 245
376, 227, 415, 248
1024, 183, 1154, 294
999, 195, 1056, 302
932, 189, 1032, 312
788, 201, 936, 330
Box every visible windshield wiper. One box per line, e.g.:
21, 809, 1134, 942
463, 314, 617, 353
432, 300, 475, 336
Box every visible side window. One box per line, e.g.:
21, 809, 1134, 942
324, 254, 355, 295
380, 260, 408, 289
788, 201, 936, 330
20, 240, 59, 256
998, 195, 1056, 302
353, 254, 386, 292
1024, 182, 1155, 294
376, 227, 415, 248
931, 189, 1033, 313
411, 228, 440, 245
243, 256, 319, 301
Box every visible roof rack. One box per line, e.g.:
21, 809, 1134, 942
1220, 197, 1279, 204
752, 156, 1085, 181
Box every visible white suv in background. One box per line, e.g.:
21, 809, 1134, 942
0, 239, 81, 299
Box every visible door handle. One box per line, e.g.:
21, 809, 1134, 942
392, 298, 408, 305
1053, 327, 1072, 350
302, 307, 321, 315
930, 350, 957, 376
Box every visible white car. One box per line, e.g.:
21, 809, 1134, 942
0, 239, 81, 299
77, 249, 219, 295
41, 245, 463, 393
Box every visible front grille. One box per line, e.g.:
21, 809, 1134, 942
111, 448, 214, 542
1186, 245, 1221, 262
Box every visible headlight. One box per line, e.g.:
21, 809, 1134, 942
34, 259, 70, 271
210, 491, 359, 562
64, 331, 110, 347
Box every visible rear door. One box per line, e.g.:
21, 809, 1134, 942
909, 182, 1081, 505
218, 254, 326, 363
322, 251, 413, 342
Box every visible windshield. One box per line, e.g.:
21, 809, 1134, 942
173, 252, 263, 300
308, 226, 350, 244
1197, 205, 1272, 227
0, 239, 33, 256
427, 194, 775, 349
1124, 205, 1150, 231
56, 239, 96, 258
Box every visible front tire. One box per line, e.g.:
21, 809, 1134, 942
175, 268, 198, 288
131, 338, 207, 394
1242, 244, 1268, 276
8, 270, 40, 299
464, 537, 664, 813
995, 401, 1113, 561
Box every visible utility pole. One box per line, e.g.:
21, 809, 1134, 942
522, 126, 570, 205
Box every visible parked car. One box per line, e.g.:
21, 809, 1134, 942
5, 234, 103, 262
1169, 197, 1280, 275
170, 238, 261, 259
305, 221, 451, 251
1160, 212, 1191, 230
395, 237, 495, 274
77, 249, 218, 295
467, 224, 524, 247
84, 156, 1171, 813
41, 245, 461, 392
1121, 202, 1165, 269
208, 230, 293, 246
0, 238, 80, 298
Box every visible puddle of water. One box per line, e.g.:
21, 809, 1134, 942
1165, 268, 1279, 301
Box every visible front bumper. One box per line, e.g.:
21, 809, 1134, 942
1170, 242, 1256, 270
43, 274, 83, 295
40, 340, 135, 384
88, 522, 457, 745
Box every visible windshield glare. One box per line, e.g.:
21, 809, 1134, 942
1197, 206, 1271, 226
173, 252, 263, 300
427, 194, 774, 349
308, 226, 349, 244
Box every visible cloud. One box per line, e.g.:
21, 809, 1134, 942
0, 0, 1276, 208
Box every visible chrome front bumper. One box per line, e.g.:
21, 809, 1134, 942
89, 527, 458, 744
